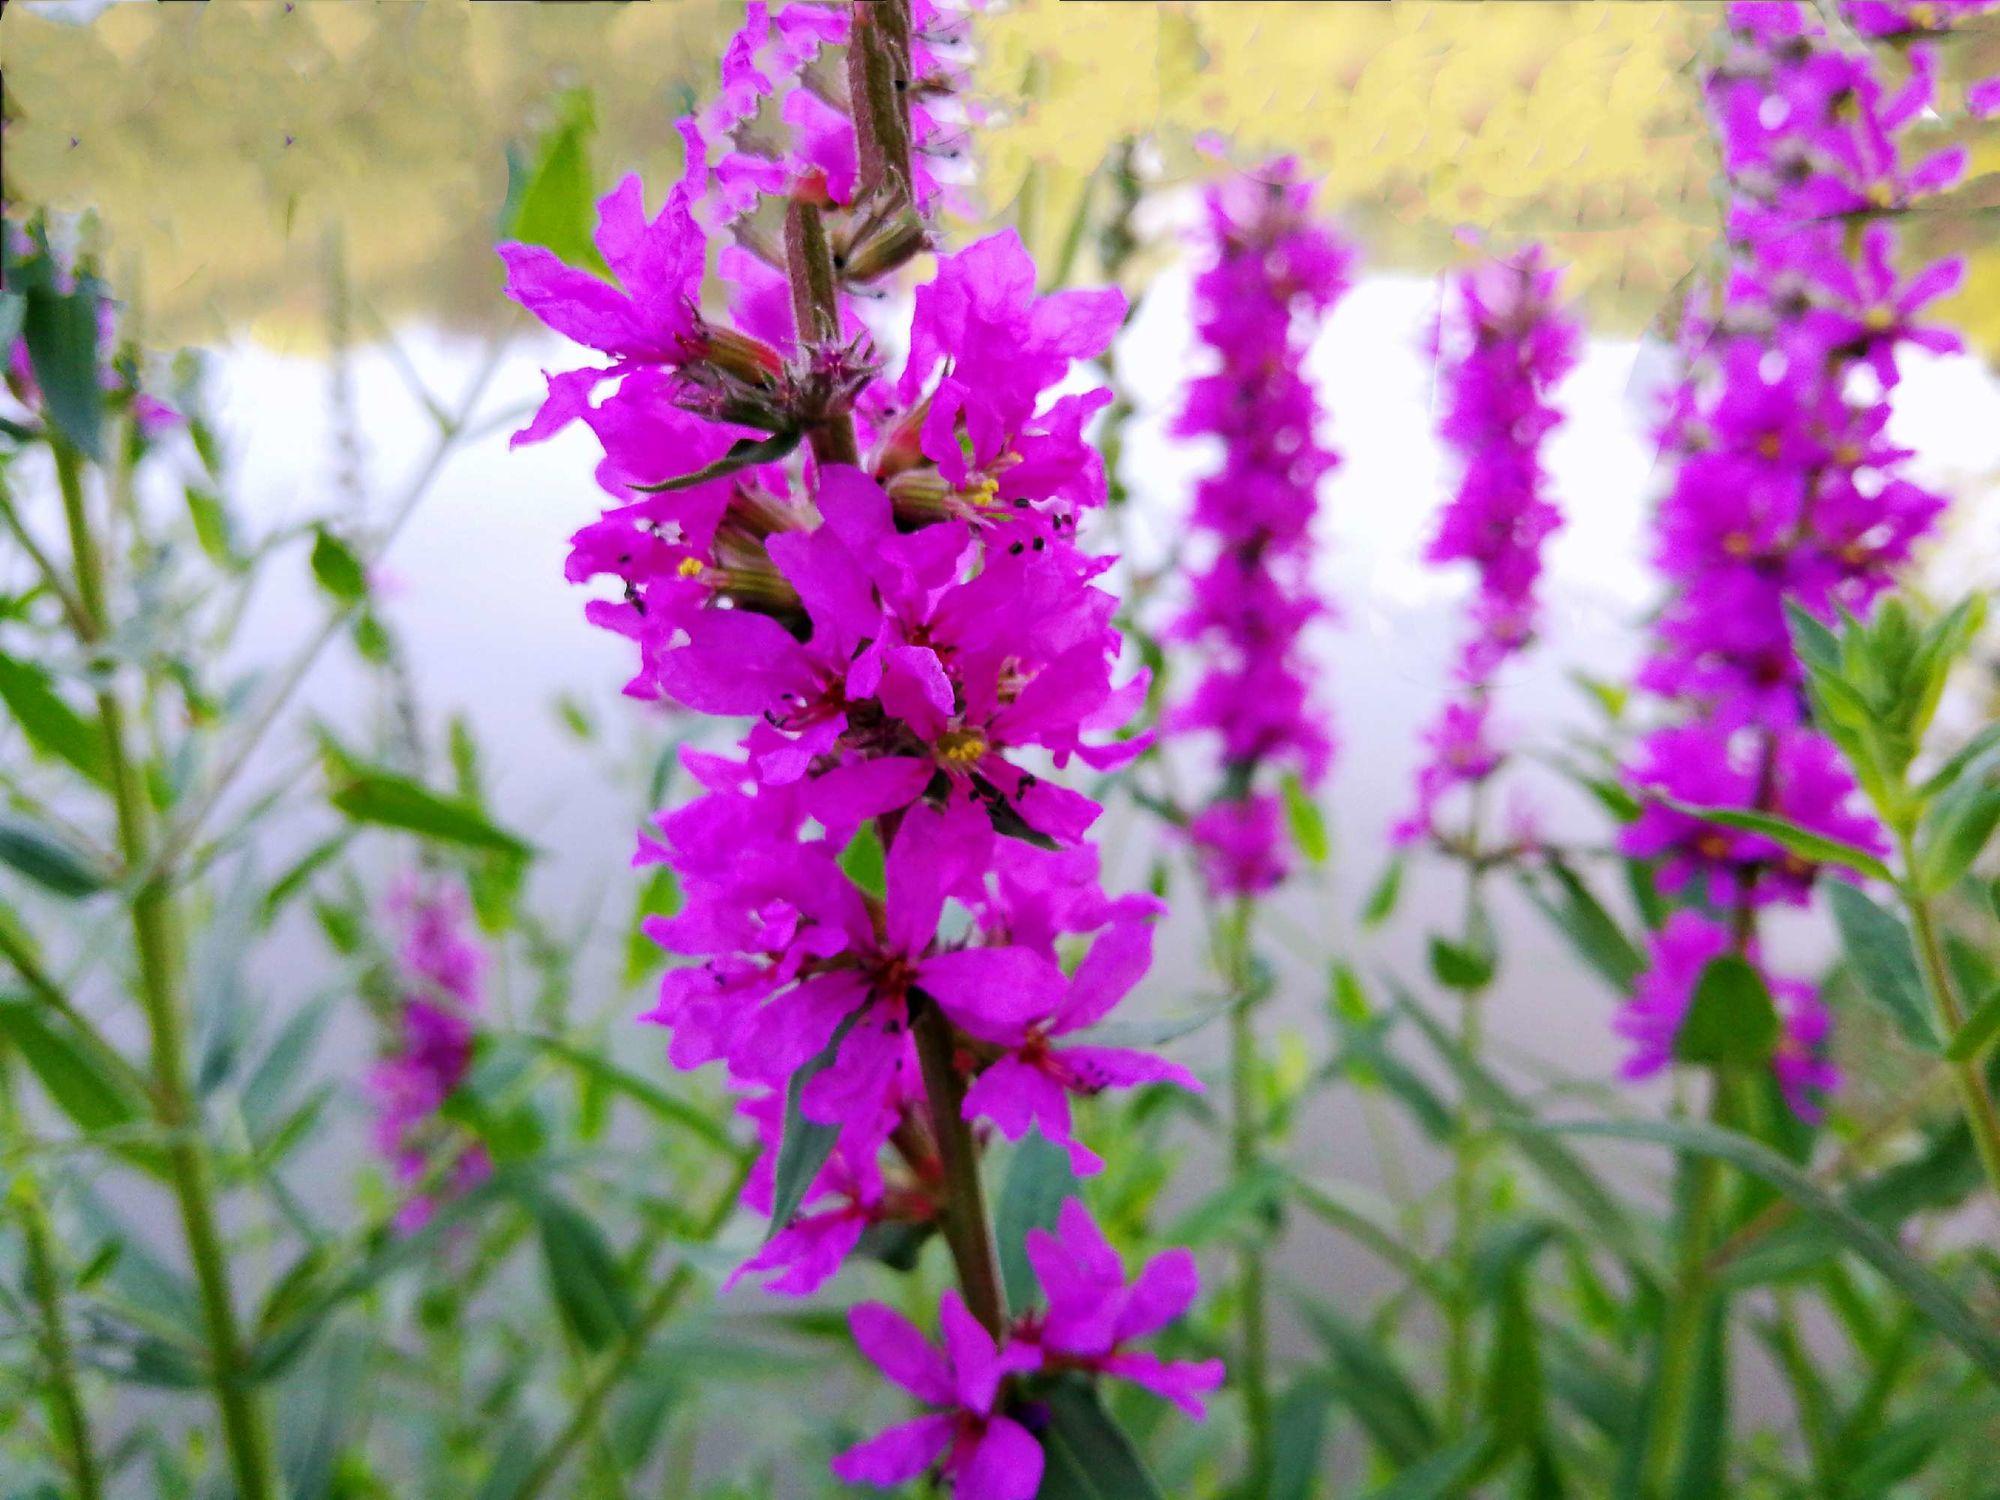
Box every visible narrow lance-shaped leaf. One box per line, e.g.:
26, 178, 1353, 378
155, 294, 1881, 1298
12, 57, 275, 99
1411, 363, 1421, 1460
1825, 882, 1940, 1053
1035, 1378, 1168, 1500
0, 652, 110, 785
534, 1190, 636, 1352
0, 814, 109, 899
995, 1129, 1080, 1311
328, 769, 533, 860
767, 1008, 864, 1238
1660, 798, 1894, 884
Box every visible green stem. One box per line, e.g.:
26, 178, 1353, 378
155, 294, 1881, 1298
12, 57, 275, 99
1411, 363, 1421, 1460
1445, 793, 1491, 1431
56, 442, 283, 1500
1223, 897, 1274, 1492
1640, 1080, 1728, 1500
509, 1153, 753, 1500
3, 1052, 105, 1500
1900, 857, 2000, 1200
912, 993, 1009, 1337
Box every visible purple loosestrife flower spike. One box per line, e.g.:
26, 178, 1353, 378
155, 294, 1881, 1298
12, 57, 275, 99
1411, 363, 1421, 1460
1396, 247, 1578, 849
501, 3, 1215, 1482
1617, 0, 1970, 1111
1168, 160, 1350, 893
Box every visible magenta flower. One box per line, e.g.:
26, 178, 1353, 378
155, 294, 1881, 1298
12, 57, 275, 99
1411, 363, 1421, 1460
957, 907, 1203, 1174
1167, 160, 1349, 893
834, 1294, 1044, 1500
1020, 1200, 1225, 1417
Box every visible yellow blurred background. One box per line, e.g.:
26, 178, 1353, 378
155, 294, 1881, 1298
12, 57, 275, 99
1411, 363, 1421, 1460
4, 0, 1995, 357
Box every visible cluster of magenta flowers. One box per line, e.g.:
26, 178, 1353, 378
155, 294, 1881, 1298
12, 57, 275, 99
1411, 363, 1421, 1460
366, 876, 490, 1234
1618, 0, 1971, 1112
1168, 161, 1349, 895
501, 3, 1215, 1493
1396, 247, 1577, 850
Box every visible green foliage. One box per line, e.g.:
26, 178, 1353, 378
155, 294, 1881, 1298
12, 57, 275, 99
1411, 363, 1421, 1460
1672, 955, 1778, 1068
501, 89, 607, 276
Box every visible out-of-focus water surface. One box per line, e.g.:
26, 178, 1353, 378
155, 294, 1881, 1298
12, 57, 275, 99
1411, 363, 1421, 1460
10, 0, 2000, 1435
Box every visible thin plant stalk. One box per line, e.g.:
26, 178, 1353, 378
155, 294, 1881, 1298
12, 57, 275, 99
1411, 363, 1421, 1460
1222, 896, 1274, 1490
2, 1050, 105, 1500
1897, 832, 2000, 1199
55, 439, 283, 1500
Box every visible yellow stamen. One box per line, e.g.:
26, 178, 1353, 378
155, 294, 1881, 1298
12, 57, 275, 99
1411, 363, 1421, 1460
677, 557, 707, 579
938, 729, 988, 766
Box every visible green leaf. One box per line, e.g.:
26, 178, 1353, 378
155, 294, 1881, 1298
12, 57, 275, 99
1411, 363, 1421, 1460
501, 88, 607, 276
0, 652, 109, 785
1360, 854, 1404, 928
0, 998, 152, 1148
1672, 954, 1778, 1068
838, 823, 887, 900
22, 269, 107, 460
533, 1190, 635, 1352
1825, 882, 1941, 1052
0, 814, 108, 898
995, 1130, 1080, 1311
1659, 799, 1894, 884
308, 527, 368, 605
1428, 933, 1495, 992
1784, 599, 1842, 679
1483, 1270, 1547, 1457
183, 485, 240, 568
1519, 862, 1643, 994
767, 1008, 863, 1239
258, 832, 353, 927
627, 430, 803, 492
1270, 1375, 1335, 1500
1280, 770, 1329, 865
1035, 1378, 1167, 1500
1357, 1433, 1493, 1500
1524, 1118, 2000, 1383
1914, 776, 2000, 896
328, 769, 532, 859
1299, 1298, 1436, 1464
1946, 981, 2000, 1064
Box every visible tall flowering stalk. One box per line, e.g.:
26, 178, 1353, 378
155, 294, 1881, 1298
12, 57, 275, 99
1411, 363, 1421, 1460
1619, 0, 1969, 1113
1621, 4, 1977, 1484
1397, 246, 1578, 1425
500, 3, 1216, 1493
1397, 247, 1577, 854
1164, 160, 1348, 1487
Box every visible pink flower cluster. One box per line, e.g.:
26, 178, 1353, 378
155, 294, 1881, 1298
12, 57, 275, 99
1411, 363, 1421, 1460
834, 1202, 1222, 1500
366, 877, 490, 1234
1168, 162, 1350, 894
501, 3, 1212, 1488
1396, 248, 1577, 847
1619, 1, 1969, 1108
